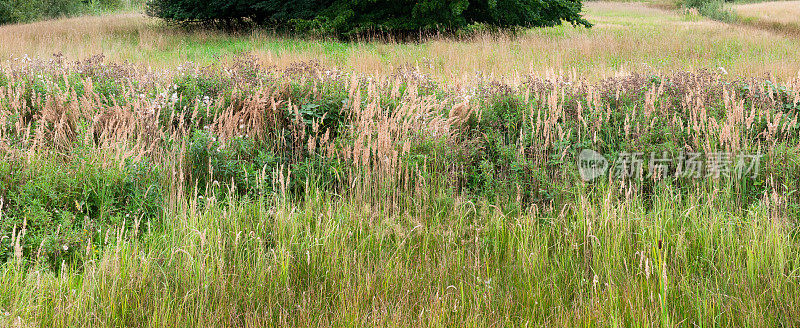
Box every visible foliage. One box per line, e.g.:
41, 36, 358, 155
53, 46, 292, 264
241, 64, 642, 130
0, 0, 124, 25
0, 154, 163, 268
186, 129, 281, 197
682, 0, 736, 22
146, 0, 591, 37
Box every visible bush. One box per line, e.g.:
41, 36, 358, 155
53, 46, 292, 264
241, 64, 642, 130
185, 130, 282, 197
0, 154, 164, 268
0, 0, 124, 25
147, 0, 591, 37
448, 91, 574, 207
0, 0, 39, 24
682, 0, 735, 22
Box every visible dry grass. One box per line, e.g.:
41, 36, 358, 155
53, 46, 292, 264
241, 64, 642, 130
734, 1, 800, 26
732, 1, 800, 36
0, 2, 799, 82
0, 14, 150, 60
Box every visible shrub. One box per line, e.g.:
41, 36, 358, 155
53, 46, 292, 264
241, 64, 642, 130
0, 0, 124, 25
451, 91, 575, 207
0, 0, 39, 24
0, 154, 164, 268
185, 130, 282, 197
682, 0, 735, 22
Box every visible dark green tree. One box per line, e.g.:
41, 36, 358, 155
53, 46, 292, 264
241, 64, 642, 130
147, 0, 591, 36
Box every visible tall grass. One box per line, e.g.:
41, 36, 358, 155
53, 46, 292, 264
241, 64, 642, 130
0, 55, 799, 326
733, 1, 800, 36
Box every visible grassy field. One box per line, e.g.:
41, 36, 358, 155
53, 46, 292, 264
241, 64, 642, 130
0, 2, 799, 81
1, 2, 800, 327
733, 0, 800, 35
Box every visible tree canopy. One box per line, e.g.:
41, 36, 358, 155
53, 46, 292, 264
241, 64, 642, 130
147, 0, 591, 37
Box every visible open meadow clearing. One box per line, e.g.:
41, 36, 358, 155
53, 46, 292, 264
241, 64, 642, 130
733, 0, 800, 35
0, 1, 799, 327
1, 2, 799, 81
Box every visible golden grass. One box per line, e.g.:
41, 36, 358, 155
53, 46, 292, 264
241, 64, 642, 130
733, 1, 800, 36
0, 14, 149, 60
734, 1, 800, 25
0, 2, 798, 83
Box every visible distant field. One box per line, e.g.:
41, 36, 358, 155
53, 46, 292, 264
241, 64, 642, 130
0, 2, 798, 81
733, 1, 800, 35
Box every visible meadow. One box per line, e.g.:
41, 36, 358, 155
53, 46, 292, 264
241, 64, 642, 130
733, 0, 800, 35
2, 2, 800, 81
1, 1, 799, 327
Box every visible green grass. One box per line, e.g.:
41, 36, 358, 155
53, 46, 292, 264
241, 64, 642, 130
3, 182, 799, 326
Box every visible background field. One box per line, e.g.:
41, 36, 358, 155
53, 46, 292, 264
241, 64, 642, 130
733, 0, 800, 35
0, 2, 798, 81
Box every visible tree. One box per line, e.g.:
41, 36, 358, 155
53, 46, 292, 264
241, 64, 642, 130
146, 0, 592, 36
